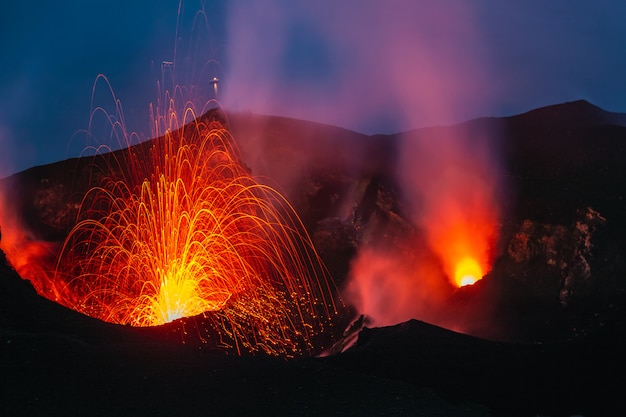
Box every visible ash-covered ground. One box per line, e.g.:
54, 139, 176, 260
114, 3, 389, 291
1, 100, 625, 416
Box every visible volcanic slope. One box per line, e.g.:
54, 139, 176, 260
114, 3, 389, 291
1, 99, 626, 415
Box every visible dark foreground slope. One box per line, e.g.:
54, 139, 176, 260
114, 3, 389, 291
328, 319, 625, 416
1, 254, 623, 416
1, 254, 489, 417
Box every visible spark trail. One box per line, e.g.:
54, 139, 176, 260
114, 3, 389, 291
11, 104, 337, 356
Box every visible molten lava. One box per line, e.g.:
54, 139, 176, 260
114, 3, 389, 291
2, 108, 337, 356
454, 257, 482, 287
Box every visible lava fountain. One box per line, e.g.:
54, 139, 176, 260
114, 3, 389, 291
2, 102, 338, 356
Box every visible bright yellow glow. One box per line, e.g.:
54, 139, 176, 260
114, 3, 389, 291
454, 257, 483, 287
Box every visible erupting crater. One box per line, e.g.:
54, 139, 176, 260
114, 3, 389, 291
2, 108, 338, 356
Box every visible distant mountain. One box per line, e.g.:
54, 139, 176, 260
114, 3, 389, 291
507, 99, 626, 129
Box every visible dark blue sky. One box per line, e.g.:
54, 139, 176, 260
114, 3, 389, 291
1, 0, 625, 175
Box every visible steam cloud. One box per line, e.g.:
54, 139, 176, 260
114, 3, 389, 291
222, 0, 503, 329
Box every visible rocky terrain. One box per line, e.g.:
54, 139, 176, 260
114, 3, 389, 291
1, 100, 625, 415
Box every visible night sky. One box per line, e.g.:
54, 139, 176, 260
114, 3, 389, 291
1, 0, 625, 175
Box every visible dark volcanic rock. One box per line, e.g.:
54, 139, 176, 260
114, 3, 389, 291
506, 207, 606, 304
327, 319, 625, 417
2, 101, 626, 416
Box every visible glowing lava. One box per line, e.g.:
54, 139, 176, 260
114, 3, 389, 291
433, 217, 495, 289
3, 105, 337, 356
454, 257, 483, 287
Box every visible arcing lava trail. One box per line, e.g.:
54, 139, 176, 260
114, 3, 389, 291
2, 110, 339, 356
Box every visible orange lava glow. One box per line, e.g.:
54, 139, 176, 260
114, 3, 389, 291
2, 105, 337, 356
429, 203, 496, 289
454, 257, 483, 287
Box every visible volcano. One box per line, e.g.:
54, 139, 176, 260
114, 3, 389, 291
1, 100, 625, 416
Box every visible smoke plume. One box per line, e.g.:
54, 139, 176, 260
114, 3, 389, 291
222, 1, 503, 329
